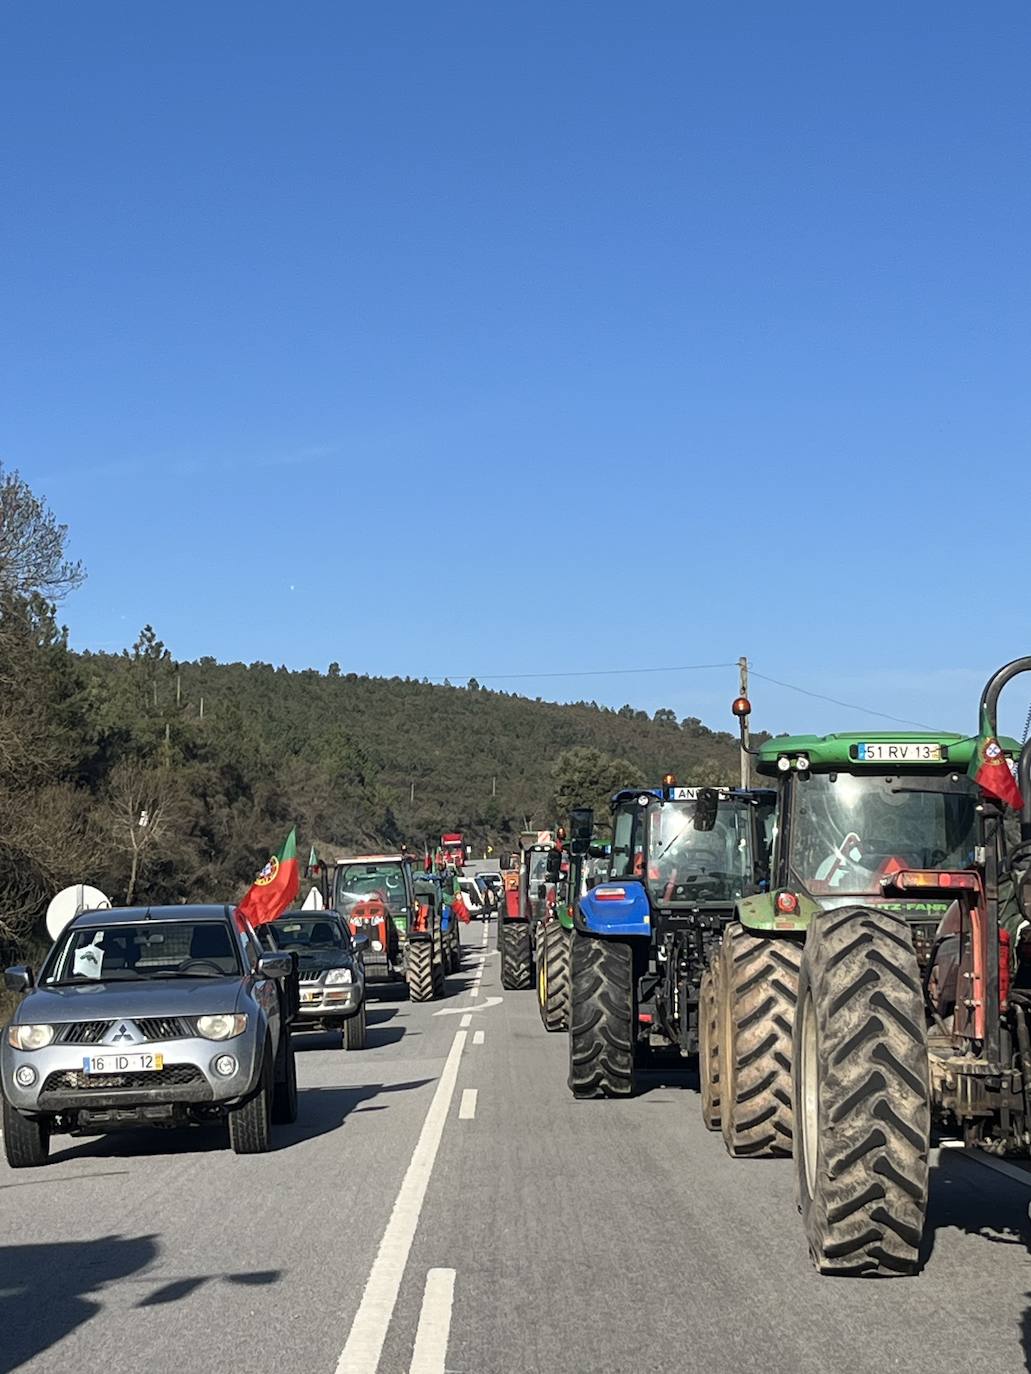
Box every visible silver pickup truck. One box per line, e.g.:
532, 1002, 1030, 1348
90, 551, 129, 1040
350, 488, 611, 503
1, 904, 298, 1167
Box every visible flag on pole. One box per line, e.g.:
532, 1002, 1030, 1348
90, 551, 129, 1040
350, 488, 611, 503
236, 828, 300, 929
968, 709, 1023, 811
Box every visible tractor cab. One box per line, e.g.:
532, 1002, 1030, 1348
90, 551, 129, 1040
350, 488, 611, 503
333, 854, 416, 980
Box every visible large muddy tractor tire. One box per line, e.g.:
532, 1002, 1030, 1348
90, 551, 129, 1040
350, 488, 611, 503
500, 920, 533, 990
719, 923, 802, 1158
538, 920, 572, 1032
794, 905, 930, 1277
568, 932, 636, 1098
699, 958, 721, 1131
407, 941, 436, 1002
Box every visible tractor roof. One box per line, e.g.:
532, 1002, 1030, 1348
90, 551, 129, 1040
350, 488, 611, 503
609, 785, 774, 809
756, 731, 1021, 774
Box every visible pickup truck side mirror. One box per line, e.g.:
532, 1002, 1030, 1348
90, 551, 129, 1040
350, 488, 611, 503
351, 932, 371, 953
256, 953, 293, 980
4, 965, 34, 993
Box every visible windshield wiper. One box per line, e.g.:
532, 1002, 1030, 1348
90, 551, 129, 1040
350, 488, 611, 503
146, 969, 230, 979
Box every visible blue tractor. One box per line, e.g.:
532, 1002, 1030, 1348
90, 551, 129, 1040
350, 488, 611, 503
567, 778, 774, 1098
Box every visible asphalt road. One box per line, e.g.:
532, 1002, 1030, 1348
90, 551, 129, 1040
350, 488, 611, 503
4, 920, 1031, 1374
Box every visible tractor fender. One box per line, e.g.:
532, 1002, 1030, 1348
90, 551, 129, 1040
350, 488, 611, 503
736, 890, 822, 935
575, 881, 652, 939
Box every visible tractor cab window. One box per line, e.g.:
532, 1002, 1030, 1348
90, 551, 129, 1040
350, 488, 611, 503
789, 771, 978, 897
335, 862, 410, 915
609, 807, 637, 878
645, 799, 757, 904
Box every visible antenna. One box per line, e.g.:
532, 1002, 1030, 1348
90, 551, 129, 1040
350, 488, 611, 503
46, 883, 112, 942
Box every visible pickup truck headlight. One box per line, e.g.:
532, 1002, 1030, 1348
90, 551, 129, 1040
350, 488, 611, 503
196, 1014, 248, 1040
7, 1024, 55, 1051
325, 968, 353, 985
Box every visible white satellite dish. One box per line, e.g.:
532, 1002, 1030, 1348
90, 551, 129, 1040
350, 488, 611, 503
46, 883, 112, 942
301, 886, 325, 911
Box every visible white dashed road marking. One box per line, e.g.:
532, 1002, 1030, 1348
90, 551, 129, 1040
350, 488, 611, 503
459, 1089, 477, 1121
409, 1268, 456, 1374
473, 1030, 485, 1046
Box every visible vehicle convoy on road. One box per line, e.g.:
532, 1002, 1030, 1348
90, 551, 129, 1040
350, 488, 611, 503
334, 853, 446, 1002
262, 910, 370, 1049
745, 659, 1031, 1278
498, 831, 562, 991
1, 904, 298, 1166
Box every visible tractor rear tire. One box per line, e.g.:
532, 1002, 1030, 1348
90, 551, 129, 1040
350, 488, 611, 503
568, 932, 636, 1098
794, 906, 930, 1277
407, 941, 436, 1002
719, 923, 802, 1158
699, 959, 721, 1131
500, 921, 533, 990
538, 920, 572, 1032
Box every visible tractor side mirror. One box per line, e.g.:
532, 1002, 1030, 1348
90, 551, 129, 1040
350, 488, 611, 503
1016, 868, 1031, 922
545, 849, 563, 880
694, 788, 719, 833
569, 807, 594, 856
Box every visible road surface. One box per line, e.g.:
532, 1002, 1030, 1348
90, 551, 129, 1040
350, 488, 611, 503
3, 921, 1031, 1374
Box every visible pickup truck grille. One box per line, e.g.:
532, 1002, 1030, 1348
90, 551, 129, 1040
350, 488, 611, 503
56, 1017, 189, 1044
42, 1065, 204, 1093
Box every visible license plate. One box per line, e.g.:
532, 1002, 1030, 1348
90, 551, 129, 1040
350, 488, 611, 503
82, 1053, 163, 1074
852, 741, 943, 763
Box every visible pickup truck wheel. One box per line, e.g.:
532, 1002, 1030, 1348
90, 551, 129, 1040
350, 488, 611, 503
272, 1030, 298, 1125
343, 1003, 367, 1050
2, 1097, 51, 1168
229, 1043, 273, 1153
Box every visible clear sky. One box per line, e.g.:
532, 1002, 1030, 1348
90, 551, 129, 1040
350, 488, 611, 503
2, 2, 1029, 740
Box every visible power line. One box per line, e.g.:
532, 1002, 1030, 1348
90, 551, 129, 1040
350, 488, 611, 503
429, 662, 737, 683
749, 669, 943, 731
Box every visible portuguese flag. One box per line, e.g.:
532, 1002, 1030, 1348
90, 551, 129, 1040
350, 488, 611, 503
237, 828, 300, 928
968, 709, 1023, 811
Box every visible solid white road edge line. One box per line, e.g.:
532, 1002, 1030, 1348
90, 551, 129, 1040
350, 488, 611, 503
335, 1030, 467, 1374
409, 1268, 456, 1374
459, 1089, 477, 1120
473, 1030, 484, 1045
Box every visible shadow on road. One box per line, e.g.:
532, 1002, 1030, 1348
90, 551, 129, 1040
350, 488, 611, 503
273, 1078, 434, 1147
0, 1234, 158, 1372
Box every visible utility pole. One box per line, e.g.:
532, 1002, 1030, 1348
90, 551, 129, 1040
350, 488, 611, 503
410, 780, 415, 804
491, 775, 497, 797
176, 672, 181, 708
199, 696, 204, 721
734, 656, 751, 789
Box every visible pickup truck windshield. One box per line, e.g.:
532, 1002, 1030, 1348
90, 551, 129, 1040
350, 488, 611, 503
43, 920, 242, 983
271, 917, 348, 951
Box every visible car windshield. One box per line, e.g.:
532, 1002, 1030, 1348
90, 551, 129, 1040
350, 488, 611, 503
43, 920, 241, 984
645, 799, 757, 904
271, 917, 348, 951
335, 862, 409, 915
789, 771, 978, 897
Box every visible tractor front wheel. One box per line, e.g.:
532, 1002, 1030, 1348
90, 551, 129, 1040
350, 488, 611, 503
500, 921, 533, 990
794, 905, 930, 1277
718, 923, 802, 1158
699, 958, 721, 1131
407, 941, 436, 1002
568, 932, 636, 1098
538, 920, 572, 1032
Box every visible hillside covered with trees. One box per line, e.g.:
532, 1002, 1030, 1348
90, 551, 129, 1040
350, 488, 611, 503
0, 463, 747, 959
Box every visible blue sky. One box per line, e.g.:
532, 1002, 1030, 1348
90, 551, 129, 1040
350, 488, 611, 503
2, 2, 1029, 740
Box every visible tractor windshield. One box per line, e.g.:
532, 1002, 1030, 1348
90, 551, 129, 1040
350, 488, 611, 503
334, 862, 409, 915
789, 771, 978, 897
645, 799, 759, 904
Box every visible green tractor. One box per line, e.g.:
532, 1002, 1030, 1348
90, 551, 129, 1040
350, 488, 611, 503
535, 810, 610, 1032
706, 669, 1031, 1275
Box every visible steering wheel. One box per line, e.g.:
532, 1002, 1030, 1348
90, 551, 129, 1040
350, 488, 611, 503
176, 958, 226, 974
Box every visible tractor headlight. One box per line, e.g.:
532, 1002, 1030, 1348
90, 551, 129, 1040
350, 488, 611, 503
776, 755, 791, 772
7, 1024, 55, 1051
371, 939, 383, 952
795, 754, 811, 772
196, 1014, 247, 1040
326, 968, 353, 985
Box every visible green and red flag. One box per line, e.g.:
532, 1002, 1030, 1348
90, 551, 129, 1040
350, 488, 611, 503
236, 828, 300, 929
968, 710, 1023, 811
